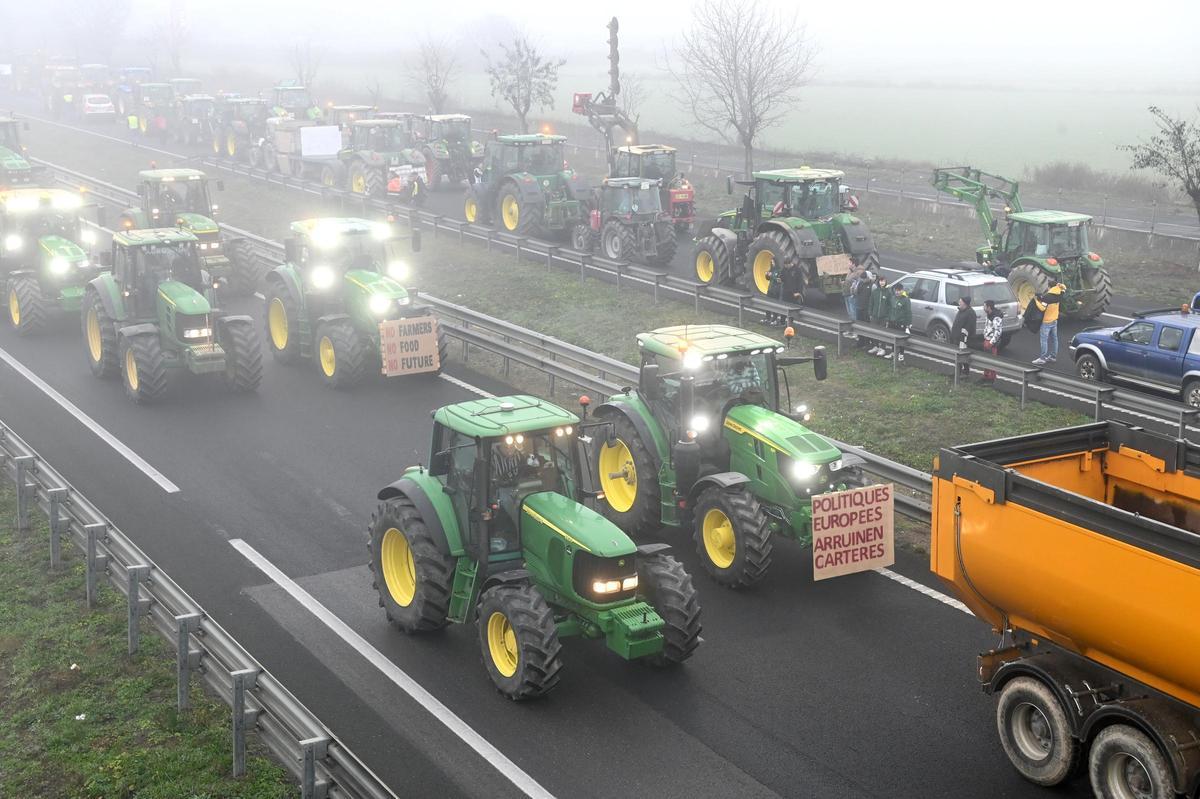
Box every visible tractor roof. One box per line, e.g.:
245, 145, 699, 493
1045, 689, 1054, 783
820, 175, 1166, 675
225, 97, 266, 105
330, 104, 374, 111
603, 176, 660, 189
754, 167, 845, 182
497, 134, 566, 145
289, 217, 376, 238
426, 113, 470, 122
1009, 209, 1092, 225
138, 168, 207, 182
0, 187, 84, 213
638, 325, 784, 359
350, 118, 401, 128
114, 227, 197, 246
140, 82, 170, 88
618, 144, 676, 155
434, 395, 579, 438
169, 77, 202, 85
181, 93, 215, 102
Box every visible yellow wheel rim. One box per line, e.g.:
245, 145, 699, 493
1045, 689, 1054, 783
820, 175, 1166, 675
226, 133, 237, 157
486, 611, 519, 678
598, 438, 637, 513
8, 289, 19, 326
1015, 278, 1037, 309
702, 508, 736, 569
501, 195, 519, 231
212, 135, 220, 154
318, 335, 336, 377
696, 250, 714, 283
752, 250, 774, 295
465, 197, 477, 223
139, 118, 147, 134
86, 307, 103, 363
124, 348, 139, 391
267, 298, 289, 351
380, 528, 416, 607
322, 170, 334, 187
352, 172, 365, 194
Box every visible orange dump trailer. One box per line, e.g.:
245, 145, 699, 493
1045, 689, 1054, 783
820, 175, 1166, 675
931, 422, 1200, 799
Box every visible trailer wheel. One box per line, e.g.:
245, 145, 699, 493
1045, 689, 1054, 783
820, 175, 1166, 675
692, 487, 773, 588
1089, 724, 1173, 799
477, 582, 562, 701
7, 277, 49, 336
218, 318, 263, 393
596, 414, 661, 537
315, 319, 369, 388
120, 333, 168, 404
996, 677, 1079, 786
368, 496, 454, 633
637, 553, 701, 665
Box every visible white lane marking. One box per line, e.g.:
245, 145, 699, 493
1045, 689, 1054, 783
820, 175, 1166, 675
253, 292, 265, 300
874, 567, 972, 616
439, 372, 494, 398
0, 345, 180, 493
229, 538, 555, 799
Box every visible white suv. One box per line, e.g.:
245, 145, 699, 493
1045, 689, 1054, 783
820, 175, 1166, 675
889, 269, 1022, 346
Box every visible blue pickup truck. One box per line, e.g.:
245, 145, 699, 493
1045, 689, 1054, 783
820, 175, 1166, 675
1071, 310, 1200, 406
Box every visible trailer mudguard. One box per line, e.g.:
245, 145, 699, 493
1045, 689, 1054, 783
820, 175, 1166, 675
376, 474, 465, 557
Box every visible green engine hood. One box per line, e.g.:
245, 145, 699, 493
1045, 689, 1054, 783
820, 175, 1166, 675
520, 491, 635, 559
172, 212, 218, 235
38, 235, 87, 262
343, 268, 409, 300
723, 403, 841, 463
157, 279, 210, 314
0, 145, 30, 172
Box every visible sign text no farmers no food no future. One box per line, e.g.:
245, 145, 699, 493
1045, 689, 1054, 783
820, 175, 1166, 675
812, 483, 895, 581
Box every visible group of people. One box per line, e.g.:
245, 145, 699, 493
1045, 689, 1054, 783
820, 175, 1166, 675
950, 295, 1008, 382
841, 267, 912, 361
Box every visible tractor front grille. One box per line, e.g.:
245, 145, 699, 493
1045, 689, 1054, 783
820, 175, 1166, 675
175, 312, 213, 344
572, 550, 638, 603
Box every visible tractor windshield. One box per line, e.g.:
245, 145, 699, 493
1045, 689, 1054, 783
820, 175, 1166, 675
184, 98, 214, 117
788, 181, 837, 218
1047, 223, 1088, 257
154, 180, 211, 216
490, 428, 582, 530
0, 123, 19, 149
639, 151, 676, 181
131, 242, 203, 291
603, 184, 661, 216
80, 65, 109, 84
234, 101, 267, 122
18, 210, 80, 241
690, 352, 778, 423
522, 142, 565, 175
432, 118, 471, 143
143, 85, 172, 106
276, 88, 313, 110
366, 126, 407, 151
309, 230, 403, 274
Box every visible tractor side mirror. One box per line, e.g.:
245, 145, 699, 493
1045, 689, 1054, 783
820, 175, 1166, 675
725, 174, 734, 195
95, 206, 108, 228
283, 237, 300, 264
812, 346, 827, 381
216, 180, 225, 192
410, 229, 421, 253
429, 450, 451, 477
640, 362, 662, 401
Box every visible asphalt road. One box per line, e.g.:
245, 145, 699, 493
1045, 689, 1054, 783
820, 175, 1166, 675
0, 104, 1121, 797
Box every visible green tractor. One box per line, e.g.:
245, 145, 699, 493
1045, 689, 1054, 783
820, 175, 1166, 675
3, 188, 101, 336
81, 228, 263, 403
931, 166, 1111, 318
693, 168, 878, 302
368, 394, 702, 700
413, 114, 483, 190
132, 82, 175, 140
263, 217, 446, 388
463, 134, 587, 238
210, 97, 271, 162
330, 119, 427, 204
0, 115, 35, 189
118, 168, 261, 295
572, 177, 677, 266
269, 82, 323, 121
594, 325, 861, 587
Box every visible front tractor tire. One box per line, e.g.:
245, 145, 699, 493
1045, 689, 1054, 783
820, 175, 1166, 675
1007, 262, 1054, 313
315, 319, 369, 389
464, 189, 490, 225
226, 238, 261, 296
745, 230, 799, 298
82, 292, 118, 378
477, 582, 563, 701
120, 333, 168, 404
368, 497, 454, 633
264, 286, 301, 365
693, 235, 731, 286
692, 487, 773, 588
596, 414, 662, 537
7, 277, 49, 336
218, 319, 263, 393
1073, 265, 1113, 320
637, 554, 702, 666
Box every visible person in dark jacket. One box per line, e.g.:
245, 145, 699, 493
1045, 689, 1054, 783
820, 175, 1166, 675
867, 274, 890, 355
950, 295, 976, 375
981, 299, 1004, 383
855, 270, 875, 348
882, 282, 912, 361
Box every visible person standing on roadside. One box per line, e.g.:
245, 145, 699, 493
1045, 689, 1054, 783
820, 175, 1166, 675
867, 274, 891, 356
842, 266, 863, 321
981, 299, 1004, 383
1032, 281, 1065, 366
855, 269, 875, 348
950, 295, 976, 376
883, 281, 912, 361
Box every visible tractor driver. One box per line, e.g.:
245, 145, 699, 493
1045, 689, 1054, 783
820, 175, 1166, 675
490, 437, 547, 554
721, 357, 763, 397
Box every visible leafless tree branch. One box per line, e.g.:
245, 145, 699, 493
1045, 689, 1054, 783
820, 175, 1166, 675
406, 35, 459, 114
482, 34, 565, 134
1122, 105, 1200, 224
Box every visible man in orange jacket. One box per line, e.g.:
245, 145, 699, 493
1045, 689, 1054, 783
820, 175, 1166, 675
1032, 282, 1065, 366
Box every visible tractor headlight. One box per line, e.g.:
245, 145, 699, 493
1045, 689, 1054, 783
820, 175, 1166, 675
80, 229, 96, 245
182, 327, 212, 339
387, 261, 408, 281
372, 222, 392, 240
49, 257, 70, 275
368, 294, 391, 315
827, 458, 843, 472
396, 295, 411, 306
310, 264, 336, 290
689, 414, 710, 433
794, 403, 812, 422
4, 234, 22, 252
592, 575, 637, 594
682, 349, 702, 371
791, 460, 820, 481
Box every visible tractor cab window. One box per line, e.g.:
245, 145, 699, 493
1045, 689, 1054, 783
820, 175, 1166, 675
523, 142, 564, 175
612, 150, 632, 178
439, 430, 482, 554
639, 151, 676, 182
1048, 223, 1087, 257
494, 144, 519, 173
153, 180, 211, 216
235, 102, 266, 122
0, 123, 20, 149
20, 210, 77, 241
603, 185, 658, 215
689, 352, 778, 425
127, 242, 202, 308
142, 85, 172, 106
275, 88, 313, 110
184, 98, 213, 117
790, 181, 836, 218
432, 118, 470, 143
1018, 223, 1050, 256
489, 429, 580, 551
757, 181, 787, 217
360, 125, 405, 151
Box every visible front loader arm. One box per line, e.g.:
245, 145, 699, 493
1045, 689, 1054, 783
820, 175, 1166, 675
931, 166, 1023, 249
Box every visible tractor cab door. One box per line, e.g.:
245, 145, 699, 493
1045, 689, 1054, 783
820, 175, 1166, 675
612, 149, 634, 179
756, 180, 787, 219
434, 427, 493, 562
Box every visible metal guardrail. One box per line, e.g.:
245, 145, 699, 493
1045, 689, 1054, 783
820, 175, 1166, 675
0, 420, 395, 799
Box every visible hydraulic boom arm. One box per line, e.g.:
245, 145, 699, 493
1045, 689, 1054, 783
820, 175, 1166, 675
931, 166, 1024, 248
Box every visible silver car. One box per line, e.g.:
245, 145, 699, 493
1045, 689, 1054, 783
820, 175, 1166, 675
890, 269, 1022, 345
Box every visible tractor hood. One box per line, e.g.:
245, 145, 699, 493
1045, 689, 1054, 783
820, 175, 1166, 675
723, 403, 841, 464
38, 235, 88, 263
343, 268, 409, 300
520, 491, 636, 559
0, 145, 30, 171
157, 279, 211, 314
172, 212, 218, 235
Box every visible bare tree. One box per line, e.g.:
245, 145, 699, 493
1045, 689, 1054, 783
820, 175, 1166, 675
1123, 106, 1200, 225
407, 35, 459, 114
155, 0, 190, 76
666, 0, 816, 175
482, 35, 564, 134
617, 72, 647, 126
364, 77, 384, 108
289, 39, 323, 89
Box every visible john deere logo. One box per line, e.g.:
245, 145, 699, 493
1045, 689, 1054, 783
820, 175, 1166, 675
618, 558, 626, 567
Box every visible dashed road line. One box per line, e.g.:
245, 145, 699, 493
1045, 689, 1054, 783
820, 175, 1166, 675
875, 567, 972, 616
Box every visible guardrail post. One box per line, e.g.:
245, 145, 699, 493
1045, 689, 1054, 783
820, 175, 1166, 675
737, 295, 747, 328
175, 613, 202, 711
694, 284, 703, 315
14, 455, 34, 534
580, 254, 591, 284
503, 335, 511, 378
486, 230, 494, 253
126, 565, 151, 655
231, 668, 260, 777
300, 737, 331, 799
1020, 369, 1032, 409
431, 215, 442, 239
85, 523, 108, 608
548, 352, 557, 396
457, 221, 466, 244
1180, 409, 1198, 439
653, 273, 666, 304
892, 334, 909, 374
837, 321, 856, 356
47, 487, 67, 569
515, 237, 524, 263
1094, 387, 1116, 421
546, 245, 557, 271
615, 262, 624, 293
461, 320, 470, 362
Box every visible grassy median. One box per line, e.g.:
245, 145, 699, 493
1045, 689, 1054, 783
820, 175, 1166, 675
0, 486, 293, 798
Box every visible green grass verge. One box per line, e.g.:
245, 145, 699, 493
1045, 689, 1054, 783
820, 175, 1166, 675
0, 486, 294, 798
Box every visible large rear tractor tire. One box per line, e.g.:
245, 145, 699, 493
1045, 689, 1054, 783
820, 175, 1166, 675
218, 318, 263, 393
315, 319, 369, 389
693, 235, 731, 286
82, 291, 118, 378
1007, 262, 1055, 314
637, 553, 702, 666
210, 127, 223, 157
120, 333, 168, 404
1088, 724, 1173, 799
363, 168, 384, 199
464, 189, 490, 225
7, 277, 49, 336
648, 224, 678, 268
497, 184, 539, 237
264, 285, 302, 365
601, 220, 627, 260
226, 238, 261, 296
368, 496, 454, 633
856, 249, 881, 272
745, 230, 799, 297
596, 414, 662, 537
477, 582, 563, 701
349, 162, 370, 196
693, 487, 773, 588
1072, 265, 1113, 320
225, 130, 240, 161
995, 676, 1079, 786
571, 224, 594, 253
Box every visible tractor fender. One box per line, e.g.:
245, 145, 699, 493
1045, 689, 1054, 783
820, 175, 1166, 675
86, 275, 126, 321
117, 322, 158, 340
708, 225, 738, 250
315, 312, 352, 328
502, 174, 543, 203
636, 542, 672, 557
835, 216, 875, 256
4, 269, 35, 281
758, 219, 823, 261
214, 314, 253, 333
264, 266, 304, 310
481, 567, 534, 593
595, 398, 667, 472
376, 476, 463, 557
687, 471, 751, 504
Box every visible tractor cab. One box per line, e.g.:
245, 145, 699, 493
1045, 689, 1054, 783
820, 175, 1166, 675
326, 105, 375, 128
733, 168, 850, 224
137, 82, 173, 110
223, 96, 269, 123
483, 134, 567, 178
110, 229, 205, 314
996, 210, 1095, 269
117, 66, 152, 86
599, 177, 664, 220
0, 116, 32, 188
270, 84, 321, 120
283, 217, 415, 309
179, 94, 215, 120
134, 169, 218, 221
1, 188, 94, 273
0, 116, 23, 151
348, 119, 412, 153
424, 114, 472, 144
612, 144, 694, 232
167, 78, 203, 102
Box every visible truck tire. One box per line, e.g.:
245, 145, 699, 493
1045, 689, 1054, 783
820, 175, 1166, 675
745, 230, 799, 297
692, 487, 773, 588
648, 224, 678, 268
477, 582, 563, 701
1088, 724, 1173, 799
996, 677, 1079, 786
637, 553, 701, 666
596, 414, 661, 537
264, 285, 302, 365
226, 238, 261, 296
693, 235, 730, 285
7, 277, 49, 336
571, 224, 594, 253
218, 318, 263, 393
82, 291, 118, 378
1007, 262, 1054, 314
315, 319, 369, 388
1076, 352, 1105, 383
120, 333, 168, 404
1072, 266, 1112, 320
368, 496, 454, 633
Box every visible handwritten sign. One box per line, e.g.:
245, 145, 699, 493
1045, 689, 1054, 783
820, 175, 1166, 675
812, 483, 895, 581
379, 316, 441, 376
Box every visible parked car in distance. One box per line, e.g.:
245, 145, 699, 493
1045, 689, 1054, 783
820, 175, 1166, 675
80, 93, 115, 122
889, 268, 1022, 346
1071, 309, 1200, 407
